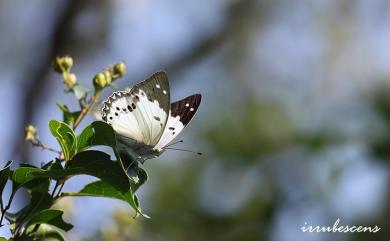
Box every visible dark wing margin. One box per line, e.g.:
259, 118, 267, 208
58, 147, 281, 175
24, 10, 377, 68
101, 90, 128, 122
170, 94, 202, 125
131, 71, 170, 114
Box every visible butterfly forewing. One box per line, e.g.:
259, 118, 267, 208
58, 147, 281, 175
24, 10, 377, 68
102, 71, 170, 146
154, 94, 202, 150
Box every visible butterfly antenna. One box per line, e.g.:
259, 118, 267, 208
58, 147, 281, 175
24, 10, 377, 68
165, 140, 184, 147
164, 147, 202, 155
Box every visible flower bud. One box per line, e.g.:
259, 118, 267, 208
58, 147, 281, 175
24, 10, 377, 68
93, 72, 107, 90
103, 70, 112, 85
53, 57, 63, 73
62, 72, 77, 89
113, 62, 126, 77
62, 56, 73, 71
25, 124, 38, 142
53, 56, 74, 73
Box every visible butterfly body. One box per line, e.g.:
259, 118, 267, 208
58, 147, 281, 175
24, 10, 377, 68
116, 133, 162, 163
101, 71, 201, 163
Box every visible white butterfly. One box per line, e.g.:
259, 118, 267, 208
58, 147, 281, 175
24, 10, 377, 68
101, 71, 201, 163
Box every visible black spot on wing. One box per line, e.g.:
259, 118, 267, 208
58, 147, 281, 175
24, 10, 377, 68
170, 94, 202, 126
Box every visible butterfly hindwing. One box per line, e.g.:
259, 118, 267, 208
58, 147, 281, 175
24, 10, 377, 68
102, 71, 170, 146
154, 94, 202, 150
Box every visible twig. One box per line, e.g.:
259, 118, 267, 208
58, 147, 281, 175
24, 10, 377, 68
0, 190, 16, 227
73, 94, 97, 130
0, 198, 4, 213
51, 182, 60, 197
55, 182, 65, 198
0, 201, 4, 227
31, 140, 62, 155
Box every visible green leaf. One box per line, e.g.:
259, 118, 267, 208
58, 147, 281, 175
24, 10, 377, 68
23, 179, 50, 194
0, 160, 12, 197
44, 159, 64, 173
56, 103, 81, 127
49, 120, 77, 160
44, 151, 130, 192
11, 167, 52, 224
77, 121, 116, 151
0, 237, 8, 241
63, 180, 148, 218
65, 151, 129, 192
11, 167, 46, 191
30, 192, 53, 212
17, 192, 53, 226
33, 227, 65, 241
11, 151, 130, 193
17, 236, 33, 241
26, 209, 73, 231
11, 165, 50, 193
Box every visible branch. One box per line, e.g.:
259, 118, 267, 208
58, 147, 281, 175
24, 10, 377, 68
30, 140, 62, 155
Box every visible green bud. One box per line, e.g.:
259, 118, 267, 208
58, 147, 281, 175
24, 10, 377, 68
53, 57, 63, 73
103, 70, 112, 85
62, 56, 73, 71
53, 55, 74, 73
93, 72, 107, 90
62, 72, 77, 89
113, 62, 126, 77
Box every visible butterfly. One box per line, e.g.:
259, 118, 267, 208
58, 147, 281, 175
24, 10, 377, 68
101, 71, 201, 163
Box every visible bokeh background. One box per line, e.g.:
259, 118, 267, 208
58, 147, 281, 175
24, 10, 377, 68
1, 0, 390, 240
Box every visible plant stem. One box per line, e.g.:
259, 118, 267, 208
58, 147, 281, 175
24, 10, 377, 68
73, 94, 98, 130
31, 140, 61, 154
0, 189, 16, 227
55, 182, 65, 198
0, 201, 4, 227
0, 199, 4, 213
51, 182, 60, 196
